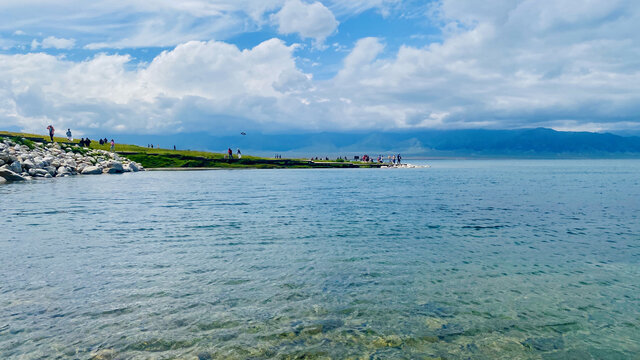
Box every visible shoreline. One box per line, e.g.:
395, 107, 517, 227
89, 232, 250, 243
0, 136, 144, 183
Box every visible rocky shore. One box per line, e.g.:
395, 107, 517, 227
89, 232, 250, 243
0, 137, 144, 184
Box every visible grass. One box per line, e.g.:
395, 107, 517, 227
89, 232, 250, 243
1, 130, 382, 169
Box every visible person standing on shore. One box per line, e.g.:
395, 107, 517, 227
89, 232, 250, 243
228, 148, 233, 160
66, 129, 73, 142
110, 139, 115, 152
237, 149, 242, 159
47, 125, 55, 142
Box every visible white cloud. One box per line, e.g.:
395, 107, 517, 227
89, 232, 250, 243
13, 30, 26, 35
31, 36, 75, 50
272, 0, 338, 45
321, 0, 640, 131
0, 39, 317, 134
0, 0, 401, 50
2, 0, 640, 134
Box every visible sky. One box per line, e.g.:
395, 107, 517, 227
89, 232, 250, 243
0, 0, 639, 137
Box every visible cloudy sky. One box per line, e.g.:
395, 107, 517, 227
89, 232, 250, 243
1, 0, 639, 136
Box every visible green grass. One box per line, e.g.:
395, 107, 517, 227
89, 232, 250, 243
9, 136, 36, 150
1, 130, 381, 169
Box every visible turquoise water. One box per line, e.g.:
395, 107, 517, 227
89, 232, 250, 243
1, 160, 639, 359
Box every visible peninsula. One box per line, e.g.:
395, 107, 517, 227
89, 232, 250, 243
0, 131, 390, 183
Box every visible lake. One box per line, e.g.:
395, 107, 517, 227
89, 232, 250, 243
1, 160, 639, 359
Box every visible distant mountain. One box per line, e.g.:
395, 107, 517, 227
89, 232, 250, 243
25, 127, 640, 158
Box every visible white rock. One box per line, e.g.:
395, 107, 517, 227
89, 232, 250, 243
0, 177, 5, 184
128, 162, 139, 172
8, 161, 21, 173
0, 168, 26, 181
81, 166, 102, 175
56, 166, 71, 177
63, 159, 77, 168
106, 160, 124, 173
28, 168, 49, 177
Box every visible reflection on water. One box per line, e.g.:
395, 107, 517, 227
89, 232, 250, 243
1, 160, 639, 359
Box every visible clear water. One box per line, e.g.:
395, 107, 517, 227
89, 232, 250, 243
1, 160, 639, 359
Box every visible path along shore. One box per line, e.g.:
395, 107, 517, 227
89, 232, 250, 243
0, 137, 144, 184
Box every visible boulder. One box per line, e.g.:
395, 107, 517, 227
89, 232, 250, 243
81, 166, 102, 175
0, 159, 4, 167
33, 158, 46, 168
28, 168, 49, 177
0, 177, 5, 184
8, 161, 21, 173
128, 162, 139, 172
63, 159, 77, 168
21, 159, 35, 170
56, 166, 72, 177
106, 160, 124, 173
45, 166, 57, 176
0, 168, 26, 181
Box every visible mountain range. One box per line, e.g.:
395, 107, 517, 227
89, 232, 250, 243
98, 128, 640, 158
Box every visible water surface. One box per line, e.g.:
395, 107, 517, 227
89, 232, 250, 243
1, 160, 639, 359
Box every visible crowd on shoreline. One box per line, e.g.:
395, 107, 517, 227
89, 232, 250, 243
308, 154, 403, 164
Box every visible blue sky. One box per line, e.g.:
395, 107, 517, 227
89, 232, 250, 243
0, 0, 639, 136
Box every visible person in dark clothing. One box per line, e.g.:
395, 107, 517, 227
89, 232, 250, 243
47, 125, 55, 142
228, 148, 233, 160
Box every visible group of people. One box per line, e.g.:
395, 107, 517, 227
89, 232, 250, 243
98, 138, 115, 150
78, 138, 92, 147
354, 154, 402, 164
46, 126, 115, 151
226, 148, 242, 159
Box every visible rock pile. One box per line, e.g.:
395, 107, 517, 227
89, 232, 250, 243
0, 138, 144, 183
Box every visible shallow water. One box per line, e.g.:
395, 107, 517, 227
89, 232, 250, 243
1, 160, 639, 359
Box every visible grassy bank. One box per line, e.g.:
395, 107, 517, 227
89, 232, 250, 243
0, 131, 380, 169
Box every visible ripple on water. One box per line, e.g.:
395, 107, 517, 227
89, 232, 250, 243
1, 161, 640, 358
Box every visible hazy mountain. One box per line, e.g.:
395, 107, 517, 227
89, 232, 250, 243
34, 127, 640, 158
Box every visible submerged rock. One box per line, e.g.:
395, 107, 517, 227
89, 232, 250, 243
522, 337, 565, 352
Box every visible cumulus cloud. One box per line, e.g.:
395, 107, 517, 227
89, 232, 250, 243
322, 0, 640, 131
0, 39, 317, 134
2, 0, 640, 134
272, 0, 338, 45
31, 36, 76, 49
